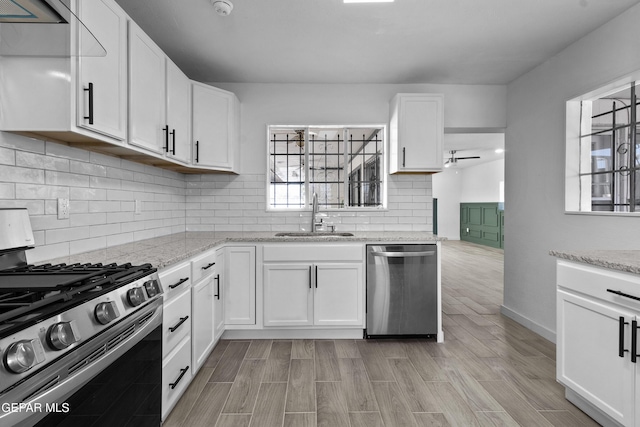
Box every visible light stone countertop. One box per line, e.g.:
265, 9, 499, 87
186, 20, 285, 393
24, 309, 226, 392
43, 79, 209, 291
550, 249, 640, 275
39, 231, 443, 270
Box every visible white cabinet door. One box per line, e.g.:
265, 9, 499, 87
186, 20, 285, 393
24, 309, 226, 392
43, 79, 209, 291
191, 277, 214, 374
128, 21, 166, 154
192, 82, 239, 171
557, 289, 635, 426
224, 246, 256, 325
389, 93, 443, 173
165, 59, 191, 164
263, 264, 313, 326
76, 0, 127, 140
213, 250, 225, 340
314, 263, 363, 326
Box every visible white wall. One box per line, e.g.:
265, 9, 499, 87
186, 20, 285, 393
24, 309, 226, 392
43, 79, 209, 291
461, 159, 504, 202
504, 3, 640, 341
432, 168, 462, 239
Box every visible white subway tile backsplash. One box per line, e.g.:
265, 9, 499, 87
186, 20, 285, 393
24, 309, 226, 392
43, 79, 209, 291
0, 132, 45, 153
69, 160, 107, 177
0, 183, 15, 199
45, 141, 91, 162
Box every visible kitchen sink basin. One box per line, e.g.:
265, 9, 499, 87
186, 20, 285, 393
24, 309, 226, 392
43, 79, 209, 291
275, 232, 354, 237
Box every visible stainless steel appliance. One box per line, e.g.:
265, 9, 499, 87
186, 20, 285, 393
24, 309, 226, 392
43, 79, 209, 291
0, 208, 163, 426
366, 244, 437, 338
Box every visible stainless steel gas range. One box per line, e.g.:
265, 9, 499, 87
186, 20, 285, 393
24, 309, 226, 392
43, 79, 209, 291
0, 208, 163, 426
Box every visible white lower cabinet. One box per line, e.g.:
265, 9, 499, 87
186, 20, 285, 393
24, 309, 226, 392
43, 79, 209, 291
264, 264, 314, 326
161, 337, 191, 420
159, 261, 192, 421
192, 274, 215, 374
262, 244, 364, 328
224, 246, 256, 325
557, 260, 640, 427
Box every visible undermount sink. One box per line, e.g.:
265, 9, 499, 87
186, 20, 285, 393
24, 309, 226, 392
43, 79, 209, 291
275, 232, 354, 237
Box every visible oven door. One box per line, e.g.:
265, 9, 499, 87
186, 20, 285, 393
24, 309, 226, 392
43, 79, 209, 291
0, 298, 162, 427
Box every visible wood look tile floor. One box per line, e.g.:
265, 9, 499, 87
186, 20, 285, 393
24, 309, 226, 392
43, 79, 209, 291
163, 241, 599, 427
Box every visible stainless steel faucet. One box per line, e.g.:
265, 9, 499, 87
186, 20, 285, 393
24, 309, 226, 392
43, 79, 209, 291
311, 192, 321, 232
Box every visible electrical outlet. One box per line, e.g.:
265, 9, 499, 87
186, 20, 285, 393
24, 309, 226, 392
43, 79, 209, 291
58, 198, 70, 219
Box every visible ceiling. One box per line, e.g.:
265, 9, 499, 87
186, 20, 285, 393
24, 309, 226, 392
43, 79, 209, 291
115, 0, 639, 85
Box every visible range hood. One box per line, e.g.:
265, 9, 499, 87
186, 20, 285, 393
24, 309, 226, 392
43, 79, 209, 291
0, 0, 105, 57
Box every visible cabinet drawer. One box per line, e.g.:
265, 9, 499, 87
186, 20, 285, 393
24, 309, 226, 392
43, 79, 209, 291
163, 290, 191, 358
162, 337, 191, 420
263, 244, 363, 262
557, 260, 640, 311
191, 249, 217, 282
159, 262, 191, 301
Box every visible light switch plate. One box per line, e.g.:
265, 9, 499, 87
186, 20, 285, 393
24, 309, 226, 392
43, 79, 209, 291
58, 198, 70, 219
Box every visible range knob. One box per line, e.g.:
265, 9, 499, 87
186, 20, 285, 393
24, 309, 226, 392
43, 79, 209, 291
127, 287, 145, 307
47, 321, 80, 350
4, 339, 45, 374
94, 301, 120, 325
144, 279, 162, 298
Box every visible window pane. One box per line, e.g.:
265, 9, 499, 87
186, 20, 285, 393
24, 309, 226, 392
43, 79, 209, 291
267, 125, 385, 210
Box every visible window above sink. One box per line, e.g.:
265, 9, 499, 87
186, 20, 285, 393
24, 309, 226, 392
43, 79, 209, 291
267, 125, 386, 211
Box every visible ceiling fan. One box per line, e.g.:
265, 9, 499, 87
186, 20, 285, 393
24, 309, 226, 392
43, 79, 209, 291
444, 150, 480, 168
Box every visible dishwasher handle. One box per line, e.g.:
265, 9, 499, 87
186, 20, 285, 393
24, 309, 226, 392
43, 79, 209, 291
370, 250, 435, 258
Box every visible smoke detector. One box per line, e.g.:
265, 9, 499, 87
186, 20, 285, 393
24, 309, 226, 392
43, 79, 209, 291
211, 0, 233, 16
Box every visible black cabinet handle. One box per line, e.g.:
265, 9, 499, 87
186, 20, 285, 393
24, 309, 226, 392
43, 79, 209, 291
402, 147, 406, 167
619, 316, 630, 358
633, 320, 639, 363
84, 82, 94, 125
202, 262, 215, 270
308, 266, 312, 289
169, 316, 189, 333
169, 277, 189, 289
214, 274, 220, 300
169, 366, 190, 389
195, 141, 200, 163
607, 289, 640, 302
315, 265, 318, 288
171, 129, 176, 155
163, 125, 169, 152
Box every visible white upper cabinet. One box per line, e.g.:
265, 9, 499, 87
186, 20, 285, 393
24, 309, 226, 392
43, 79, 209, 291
128, 21, 166, 155
165, 59, 192, 164
76, 0, 128, 140
389, 93, 444, 173
0, 0, 128, 144
192, 82, 240, 172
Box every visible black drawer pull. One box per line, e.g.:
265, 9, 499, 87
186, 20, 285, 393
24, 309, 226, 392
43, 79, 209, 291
169, 316, 189, 333
633, 320, 639, 364
169, 277, 189, 289
195, 141, 200, 163
171, 129, 176, 155
214, 274, 220, 300
619, 316, 630, 358
84, 82, 94, 124
169, 366, 190, 389
201, 262, 215, 270
607, 289, 640, 302
402, 147, 406, 167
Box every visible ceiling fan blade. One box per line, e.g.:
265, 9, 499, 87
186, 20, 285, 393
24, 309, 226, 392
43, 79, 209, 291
456, 156, 481, 160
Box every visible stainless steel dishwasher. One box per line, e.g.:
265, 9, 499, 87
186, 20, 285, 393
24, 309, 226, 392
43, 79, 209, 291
366, 244, 437, 338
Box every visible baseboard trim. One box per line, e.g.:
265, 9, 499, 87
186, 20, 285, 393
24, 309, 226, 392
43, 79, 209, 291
221, 328, 364, 340
500, 305, 556, 343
